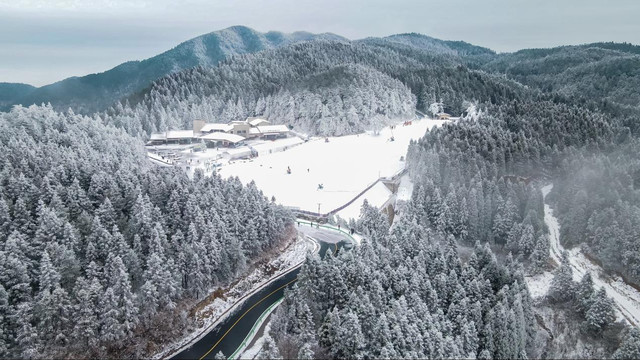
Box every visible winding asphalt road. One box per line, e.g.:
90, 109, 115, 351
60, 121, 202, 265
171, 223, 351, 360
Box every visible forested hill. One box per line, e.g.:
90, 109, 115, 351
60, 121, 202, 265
108, 38, 528, 136
368, 32, 496, 56
0, 105, 293, 358
477, 43, 640, 107
0, 83, 35, 109
0, 26, 346, 114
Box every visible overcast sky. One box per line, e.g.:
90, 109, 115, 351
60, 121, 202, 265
2, 0, 639, 86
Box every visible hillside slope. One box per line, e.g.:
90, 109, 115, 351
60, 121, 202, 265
480, 44, 640, 106
4, 26, 346, 113
107, 39, 527, 136
0, 83, 36, 109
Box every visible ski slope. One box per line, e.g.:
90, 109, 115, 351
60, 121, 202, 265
335, 181, 393, 221
541, 184, 640, 327
217, 118, 448, 215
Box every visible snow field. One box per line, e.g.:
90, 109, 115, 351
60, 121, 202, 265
335, 181, 393, 221
218, 119, 448, 215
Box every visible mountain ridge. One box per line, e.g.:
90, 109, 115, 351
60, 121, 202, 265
4, 25, 640, 114
2, 26, 348, 113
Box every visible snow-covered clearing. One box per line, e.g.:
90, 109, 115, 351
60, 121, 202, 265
217, 119, 448, 214
526, 271, 554, 300
396, 173, 414, 203
538, 184, 640, 326
335, 181, 393, 221
155, 235, 315, 360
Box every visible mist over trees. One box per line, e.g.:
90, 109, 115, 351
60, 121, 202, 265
478, 44, 640, 107
549, 139, 640, 285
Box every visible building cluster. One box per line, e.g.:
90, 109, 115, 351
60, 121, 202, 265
146, 117, 291, 148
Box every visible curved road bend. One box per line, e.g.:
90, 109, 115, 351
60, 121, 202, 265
172, 225, 350, 360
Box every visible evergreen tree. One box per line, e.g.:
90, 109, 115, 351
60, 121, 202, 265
259, 334, 282, 360
584, 288, 616, 332
613, 328, 640, 360
548, 252, 575, 303
575, 272, 595, 315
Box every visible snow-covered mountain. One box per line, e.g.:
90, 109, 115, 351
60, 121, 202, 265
2, 26, 346, 113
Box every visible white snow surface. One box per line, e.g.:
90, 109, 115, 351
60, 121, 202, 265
147, 152, 173, 166
336, 181, 393, 221
526, 271, 554, 300
251, 137, 304, 156
218, 119, 448, 213
239, 321, 272, 360
540, 184, 640, 327
396, 173, 414, 203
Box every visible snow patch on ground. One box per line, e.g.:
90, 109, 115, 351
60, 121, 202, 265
540, 184, 640, 327
336, 181, 393, 221
396, 173, 414, 203
526, 271, 554, 300
239, 321, 272, 360
154, 235, 314, 360
218, 118, 447, 213
192, 37, 213, 67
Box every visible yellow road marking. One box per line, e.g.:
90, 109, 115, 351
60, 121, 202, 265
199, 278, 298, 360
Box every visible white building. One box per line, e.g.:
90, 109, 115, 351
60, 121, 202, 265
199, 132, 246, 148
249, 125, 290, 140
147, 118, 291, 147
147, 130, 195, 145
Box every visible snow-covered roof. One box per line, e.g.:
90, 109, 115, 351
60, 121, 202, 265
149, 133, 166, 141
255, 125, 290, 134
248, 118, 270, 127
166, 130, 194, 139
200, 123, 233, 133
199, 132, 245, 143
